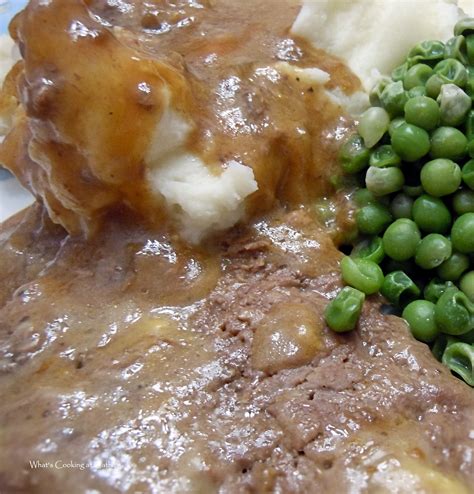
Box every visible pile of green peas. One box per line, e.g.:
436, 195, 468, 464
325, 17, 474, 387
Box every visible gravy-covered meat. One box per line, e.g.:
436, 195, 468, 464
0, 207, 473, 493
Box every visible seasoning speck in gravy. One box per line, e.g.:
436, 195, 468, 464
0, 1, 473, 493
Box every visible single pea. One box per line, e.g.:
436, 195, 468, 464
381, 271, 420, 307
424, 278, 455, 303
351, 237, 385, 264
460, 271, 474, 302
425, 74, 445, 99
365, 166, 405, 196
403, 300, 439, 343
415, 233, 452, 270
444, 35, 469, 65
451, 213, 474, 253
352, 188, 377, 207
462, 159, 474, 189
420, 159, 462, 197
433, 58, 468, 88
454, 17, 474, 37
435, 287, 474, 335
324, 286, 365, 333
437, 84, 472, 127
388, 117, 406, 137
437, 252, 470, 281
403, 64, 433, 90
412, 194, 452, 233
442, 341, 474, 387
357, 107, 390, 148
390, 193, 414, 219
369, 145, 401, 168
391, 62, 408, 82
408, 40, 445, 65
380, 81, 408, 117
430, 127, 467, 160
391, 123, 430, 162
404, 96, 440, 131
407, 86, 427, 99
356, 203, 392, 235
339, 134, 371, 174
382, 219, 421, 261
369, 77, 391, 107
453, 190, 474, 215
340, 256, 384, 295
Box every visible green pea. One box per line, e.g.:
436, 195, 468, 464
369, 145, 401, 168
437, 84, 472, 127
369, 77, 391, 107
412, 194, 452, 233
339, 134, 370, 174
357, 107, 390, 148
403, 64, 433, 90
351, 237, 385, 264
404, 96, 440, 131
390, 193, 413, 219
380, 81, 408, 117
460, 271, 474, 302
381, 271, 420, 307
462, 159, 474, 189
391, 62, 408, 82
407, 86, 427, 99
365, 166, 404, 196
353, 188, 377, 207
424, 278, 455, 303
451, 213, 474, 254
442, 341, 474, 387
408, 40, 445, 66
382, 219, 421, 261
324, 286, 365, 333
356, 203, 392, 235
391, 123, 430, 162
435, 287, 474, 335
340, 256, 384, 295
403, 300, 439, 343
425, 75, 444, 99
453, 190, 474, 215
388, 117, 405, 137
434, 58, 468, 88
454, 17, 474, 37
415, 233, 452, 270
420, 159, 461, 197
437, 252, 470, 281
430, 127, 467, 160
444, 35, 468, 65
